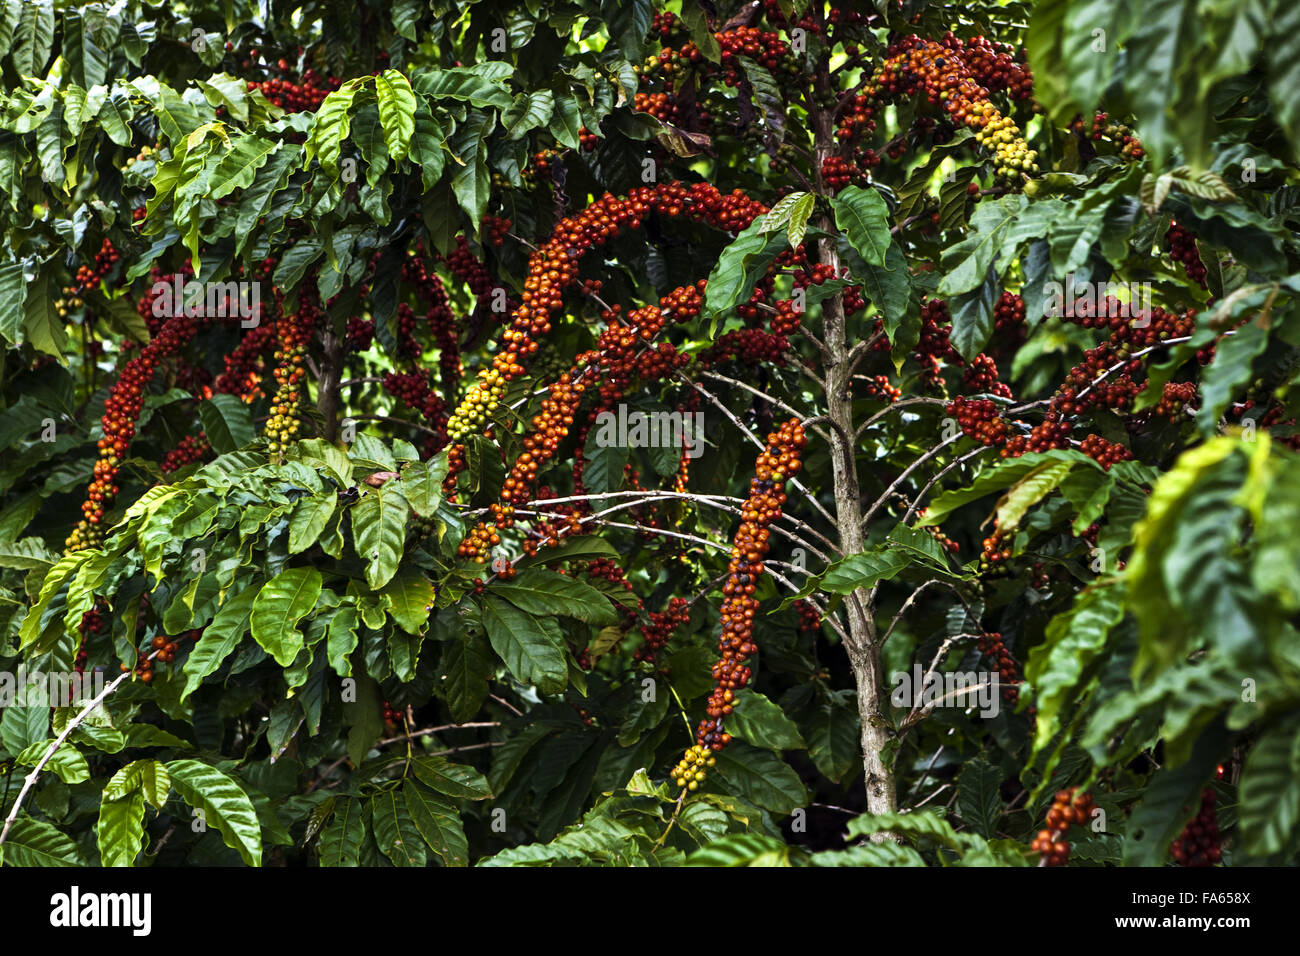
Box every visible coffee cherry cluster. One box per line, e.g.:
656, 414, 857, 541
914, 297, 963, 388
160, 434, 211, 474
961, 353, 1012, 398
860, 375, 902, 403
948, 396, 1010, 446
1072, 111, 1145, 161
67, 311, 203, 550
1166, 222, 1208, 288
976, 630, 1025, 706
1032, 788, 1096, 866
1170, 786, 1222, 866
1156, 381, 1198, 421
680, 419, 806, 781
149, 629, 196, 664
867, 37, 1038, 182
246, 68, 339, 113
794, 599, 821, 634
445, 182, 767, 447
69, 239, 120, 296
948, 33, 1033, 100
635, 597, 690, 664
214, 322, 277, 399
701, 328, 790, 367
1079, 433, 1133, 470
265, 287, 322, 458
456, 523, 500, 564
382, 700, 402, 725
716, 26, 795, 83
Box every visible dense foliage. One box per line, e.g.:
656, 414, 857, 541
1, 0, 1299, 868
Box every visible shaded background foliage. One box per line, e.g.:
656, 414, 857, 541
0, 0, 1298, 867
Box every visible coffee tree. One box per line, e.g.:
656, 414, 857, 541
1, 0, 1299, 868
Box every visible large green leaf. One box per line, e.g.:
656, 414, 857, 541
710, 742, 806, 815
166, 759, 262, 867
404, 780, 469, 866
249, 569, 321, 667
382, 565, 435, 634
728, 690, 806, 751
375, 70, 417, 162
96, 790, 146, 868
370, 788, 426, 867
351, 483, 409, 589
490, 568, 618, 626
318, 797, 366, 866
410, 755, 493, 800
1239, 718, 1300, 857
182, 585, 258, 699
480, 596, 567, 693
3, 814, 84, 867
831, 185, 891, 267
103, 759, 171, 809
198, 394, 255, 454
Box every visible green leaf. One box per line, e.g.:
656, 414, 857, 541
1197, 321, 1268, 433
410, 755, 493, 800
23, 268, 65, 358
702, 218, 785, 324
847, 809, 962, 850
375, 70, 417, 162
198, 394, 255, 454
249, 569, 322, 667
0, 536, 55, 569
491, 568, 618, 626
831, 185, 891, 267
404, 780, 470, 866
780, 548, 914, 607
728, 690, 806, 750
0, 260, 26, 343
810, 841, 927, 867
382, 565, 435, 634
449, 110, 491, 226
9, 0, 54, 76
503, 90, 555, 141
438, 634, 493, 722
370, 788, 426, 866
686, 832, 790, 866
3, 814, 84, 867
351, 483, 409, 589
400, 454, 448, 517
165, 759, 263, 867
995, 459, 1076, 531
15, 739, 89, 784
938, 196, 1026, 298
103, 759, 171, 809
304, 80, 361, 176
318, 797, 366, 866
1239, 718, 1300, 856
288, 493, 337, 555
96, 790, 146, 867
480, 595, 568, 694
956, 758, 1003, 839
182, 586, 257, 700
1027, 582, 1126, 760
710, 742, 806, 814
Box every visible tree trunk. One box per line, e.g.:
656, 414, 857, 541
812, 96, 897, 817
